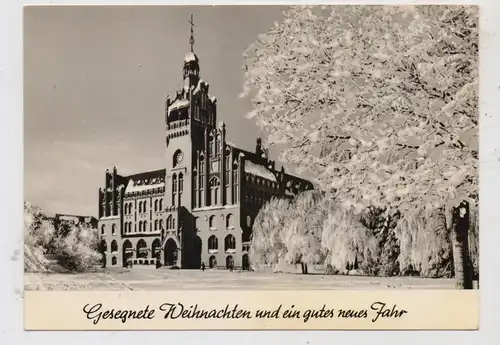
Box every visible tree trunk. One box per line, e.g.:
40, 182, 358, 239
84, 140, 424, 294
446, 201, 473, 289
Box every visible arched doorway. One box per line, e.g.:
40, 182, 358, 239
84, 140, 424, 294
226, 255, 234, 269
164, 238, 178, 266
209, 255, 217, 268
242, 254, 249, 270
122, 240, 132, 267
136, 239, 148, 259
193, 236, 202, 269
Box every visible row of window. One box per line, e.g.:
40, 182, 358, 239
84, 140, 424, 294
192, 171, 239, 208
102, 234, 237, 254
101, 224, 117, 235
123, 216, 177, 234
124, 199, 164, 215
101, 240, 118, 253
101, 213, 249, 236
198, 213, 234, 229
208, 234, 236, 252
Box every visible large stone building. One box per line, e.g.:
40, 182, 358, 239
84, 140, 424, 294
97, 23, 313, 269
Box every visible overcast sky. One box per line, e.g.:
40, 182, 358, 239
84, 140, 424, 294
24, 5, 286, 216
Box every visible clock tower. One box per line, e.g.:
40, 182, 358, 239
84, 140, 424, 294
164, 15, 218, 213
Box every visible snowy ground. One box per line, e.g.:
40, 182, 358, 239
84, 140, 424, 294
24, 267, 456, 291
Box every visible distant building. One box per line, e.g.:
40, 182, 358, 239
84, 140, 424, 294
97, 20, 313, 269
54, 214, 98, 230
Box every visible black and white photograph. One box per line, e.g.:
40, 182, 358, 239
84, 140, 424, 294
24, 5, 479, 292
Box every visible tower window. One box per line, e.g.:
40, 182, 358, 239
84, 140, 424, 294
215, 136, 220, 155
226, 214, 234, 229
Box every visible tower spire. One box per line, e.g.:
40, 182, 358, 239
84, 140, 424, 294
188, 14, 195, 52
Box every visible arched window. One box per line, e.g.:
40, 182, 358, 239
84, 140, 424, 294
209, 136, 214, 156
139, 221, 142, 232
209, 215, 215, 229
179, 173, 184, 192
155, 219, 158, 230
193, 171, 198, 208
172, 174, 177, 206
232, 163, 239, 203
167, 215, 172, 229
208, 235, 218, 252
138, 202, 142, 213
143, 201, 147, 213
111, 240, 118, 253
225, 235, 236, 252
215, 136, 220, 155
172, 174, 177, 193
144, 220, 148, 232
101, 224, 105, 235
111, 224, 116, 235
226, 214, 234, 229
159, 219, 164, 230
159, 198, 163, 211
154, 199, 158, 212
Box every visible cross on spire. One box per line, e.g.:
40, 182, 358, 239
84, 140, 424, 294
188, 14, 195, 52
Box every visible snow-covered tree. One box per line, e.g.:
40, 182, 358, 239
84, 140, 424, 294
321, 206, 379, 274
280, 190, 329, 271
241, 5, 478, 288
24, 201, 101, 273
249, 197, 291, 269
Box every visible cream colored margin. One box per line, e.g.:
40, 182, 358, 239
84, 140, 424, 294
24, 290, 478, 330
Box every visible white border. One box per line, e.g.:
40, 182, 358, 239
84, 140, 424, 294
1, 0, 498, 343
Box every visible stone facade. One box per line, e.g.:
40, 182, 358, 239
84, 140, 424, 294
97, 43, 313, 270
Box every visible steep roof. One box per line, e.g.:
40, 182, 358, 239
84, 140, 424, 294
245, 161, 277, 182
